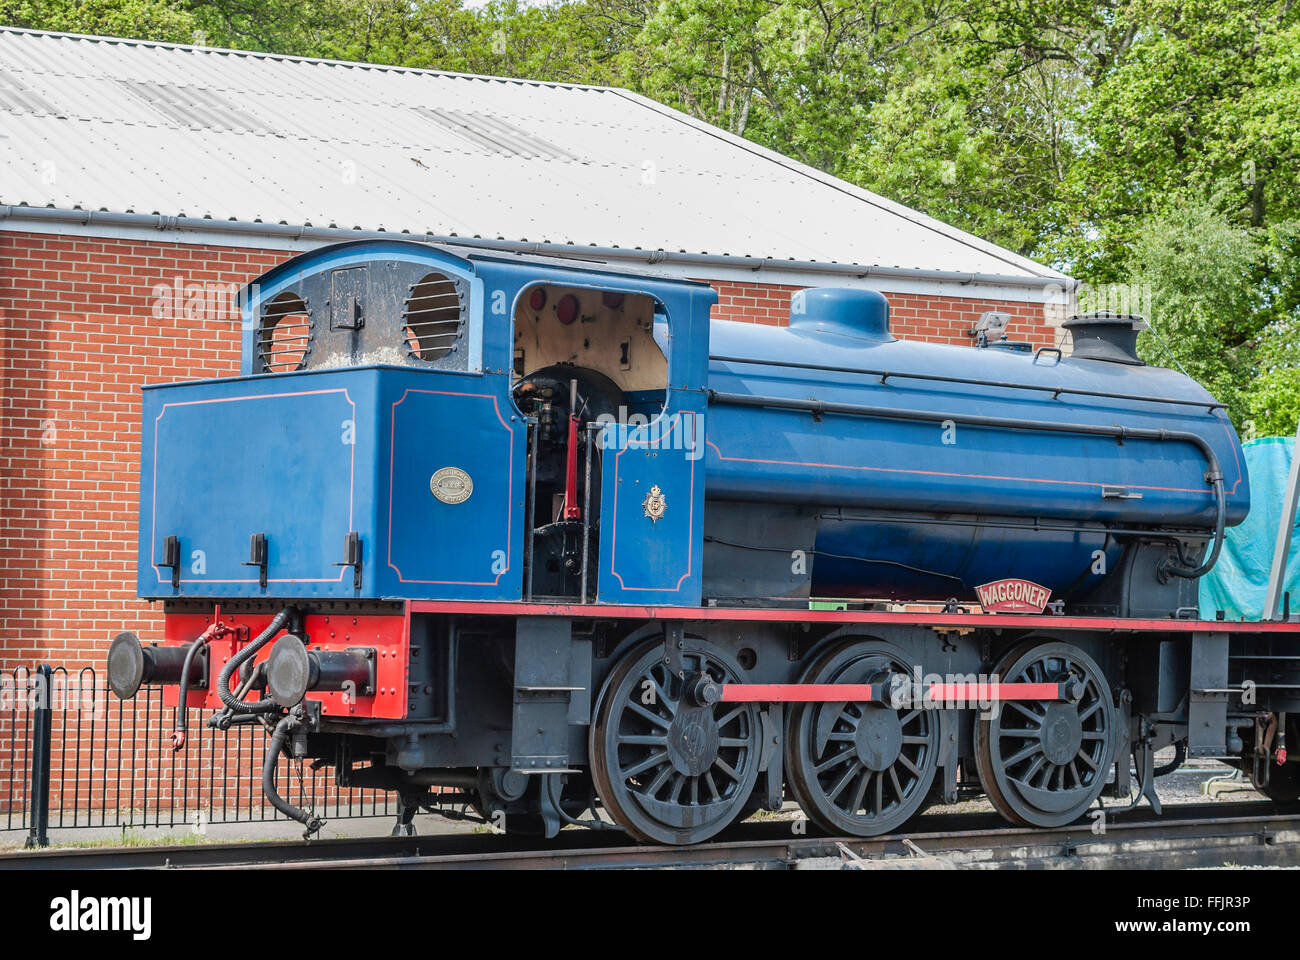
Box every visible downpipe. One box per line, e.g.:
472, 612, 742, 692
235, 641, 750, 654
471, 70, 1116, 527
171, 621, 235, 751
1156, 472, 1225, 580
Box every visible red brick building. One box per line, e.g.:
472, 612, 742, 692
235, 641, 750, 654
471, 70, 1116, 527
0, 27, 1074, 677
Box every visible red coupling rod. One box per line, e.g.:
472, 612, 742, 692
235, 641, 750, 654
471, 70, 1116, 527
705, 679, 1082, 707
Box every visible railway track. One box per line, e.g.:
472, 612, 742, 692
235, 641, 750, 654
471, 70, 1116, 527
3, 800, 1298, 870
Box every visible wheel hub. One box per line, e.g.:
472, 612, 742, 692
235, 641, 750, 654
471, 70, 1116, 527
1039, 703, 1082, 765
667, 705, 720, 776
853, 706, 904, 772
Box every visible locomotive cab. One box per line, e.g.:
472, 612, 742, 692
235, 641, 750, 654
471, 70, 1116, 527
135, 238, 713, 608
510, 283, 669, 598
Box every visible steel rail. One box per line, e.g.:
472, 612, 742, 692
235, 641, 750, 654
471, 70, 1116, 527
3, 801, 1296, 871
205, 806, 1300, 870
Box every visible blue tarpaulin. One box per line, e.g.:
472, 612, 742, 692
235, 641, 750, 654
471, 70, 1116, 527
1200, 437, 1300, 621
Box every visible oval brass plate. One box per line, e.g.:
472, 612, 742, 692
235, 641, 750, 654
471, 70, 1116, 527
430, 466, 473, 505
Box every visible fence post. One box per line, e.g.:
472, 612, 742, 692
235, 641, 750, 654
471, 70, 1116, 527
24, 664, 52, 849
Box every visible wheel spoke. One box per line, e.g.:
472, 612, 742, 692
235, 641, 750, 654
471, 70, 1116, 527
715, 707, 744, 729
1002, 742, 1042, 766
1035, 762, 1054, 788
888, 766, 905, 802
622, 751, 668, 779
1019, 754, 1046, 784
625, 700, 670, 729
849, 770, 870, 815
704, 772, 721, 802
619, 735, 667, 746
897, 753, 921, 777
715, 758, 741, 782
668, 773, 686, 803
826, 764, 859, 803
644, 763, 674, 796
1008, 700, 1045, 722
813, 748, 855, 775
648, 678, 677, 716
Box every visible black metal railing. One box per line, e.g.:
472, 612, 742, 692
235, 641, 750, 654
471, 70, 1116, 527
2, 664, 394, 846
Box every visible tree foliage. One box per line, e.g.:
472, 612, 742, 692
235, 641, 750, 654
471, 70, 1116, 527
5, 0, 1299, 434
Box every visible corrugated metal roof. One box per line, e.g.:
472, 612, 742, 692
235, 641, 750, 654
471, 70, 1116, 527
0, 28, 1068, 283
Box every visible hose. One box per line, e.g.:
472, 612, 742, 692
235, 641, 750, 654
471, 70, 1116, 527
545, 772, 620, 831
1154, 740, 1187, 778
217, 607, 294, 715
263, 715, 324, 839
209, 664, 262, 730
171, 627, 218, 751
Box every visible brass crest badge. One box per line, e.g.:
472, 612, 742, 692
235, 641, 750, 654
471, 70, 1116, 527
642, 484, 666, 523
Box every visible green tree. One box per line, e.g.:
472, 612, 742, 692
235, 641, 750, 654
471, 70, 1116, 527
1060, 0, 1300, 276
0, 0, 200, 40
1126, 199, 1300, 436
5, 0, 1299, 433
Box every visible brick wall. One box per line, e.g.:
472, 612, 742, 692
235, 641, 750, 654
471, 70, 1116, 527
0, 230, 1054, 672
0, 232, 285, 673
709, 279, 1054, 347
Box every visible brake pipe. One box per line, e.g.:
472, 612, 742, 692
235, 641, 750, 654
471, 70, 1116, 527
263, 715, 324, 839
170, 620, 234, 752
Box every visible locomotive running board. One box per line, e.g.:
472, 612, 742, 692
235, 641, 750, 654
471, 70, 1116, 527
407, 600, 1300, 635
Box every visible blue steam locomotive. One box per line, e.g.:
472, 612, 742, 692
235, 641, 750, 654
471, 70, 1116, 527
107, 238, 1295, 844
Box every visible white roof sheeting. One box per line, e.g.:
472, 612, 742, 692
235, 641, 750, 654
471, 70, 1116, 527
0, 28, 1069, 285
